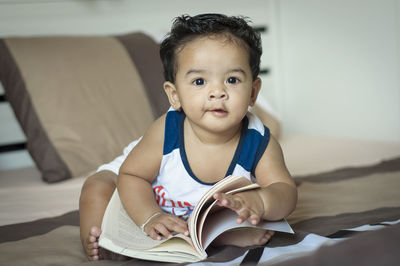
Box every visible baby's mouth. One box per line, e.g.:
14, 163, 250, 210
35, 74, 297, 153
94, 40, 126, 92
210, 108, 228, 116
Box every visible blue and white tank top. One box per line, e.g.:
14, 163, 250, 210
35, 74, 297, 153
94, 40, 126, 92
152, 108, 270, 219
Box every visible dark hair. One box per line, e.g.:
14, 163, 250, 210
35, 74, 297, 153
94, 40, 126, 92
159, 13, 262, 83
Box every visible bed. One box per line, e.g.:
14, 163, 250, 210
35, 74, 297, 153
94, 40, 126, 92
0, 32, 399, 266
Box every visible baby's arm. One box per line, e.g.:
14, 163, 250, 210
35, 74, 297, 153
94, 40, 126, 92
117, 115, 188, 240
213, 136, 297, 224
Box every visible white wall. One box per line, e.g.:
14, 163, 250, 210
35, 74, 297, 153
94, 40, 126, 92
274, 0, 400, 142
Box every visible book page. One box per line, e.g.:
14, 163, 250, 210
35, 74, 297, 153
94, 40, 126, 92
197, 182, 261, 242
201, 208, 294, 249
189, 176, 259, 255
99, 190, 193, 250
100, 236, 203, 263
189, 176, 253, 241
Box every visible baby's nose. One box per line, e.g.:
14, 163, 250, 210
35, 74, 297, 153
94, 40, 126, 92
208, 87, 227, 100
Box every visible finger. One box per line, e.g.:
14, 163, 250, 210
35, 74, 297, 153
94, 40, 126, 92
213, 193, 228, 207
215, 193, 242, 211
247, 214, 261, 225
236, 209, 251, 224
166, 219, 189, 236
154, 223, 173, 239
147, 227, 162, 241
214, 193, 234, 205
162, 217, 187, 233
149, 215, 188, 237
166, 223, 189, 236
213, 192, 229, 201
169, 216, 188, 229
213, 192, 222, 200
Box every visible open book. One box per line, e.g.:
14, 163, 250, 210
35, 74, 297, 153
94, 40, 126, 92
99, 176, 294, 263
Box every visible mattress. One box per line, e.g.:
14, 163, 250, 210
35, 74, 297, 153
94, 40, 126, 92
0, 136, 399, 266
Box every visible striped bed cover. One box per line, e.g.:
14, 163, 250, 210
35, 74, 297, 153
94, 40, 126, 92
0, 157, 399, 266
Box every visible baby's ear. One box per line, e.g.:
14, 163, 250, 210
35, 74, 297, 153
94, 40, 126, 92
164, 81, 182, 110
249, 78, 262, 106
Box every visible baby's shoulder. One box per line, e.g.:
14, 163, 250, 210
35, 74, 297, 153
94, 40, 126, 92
140, 113, 167, 145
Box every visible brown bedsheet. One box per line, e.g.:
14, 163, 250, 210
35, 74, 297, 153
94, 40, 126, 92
0, 157, 399, 265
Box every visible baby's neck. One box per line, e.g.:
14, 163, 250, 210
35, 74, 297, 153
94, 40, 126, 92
184, 119, 242, 145
183, 119, 243, 183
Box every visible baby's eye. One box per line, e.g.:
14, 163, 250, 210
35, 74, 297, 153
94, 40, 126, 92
193, 78, 205, 86
227, 77, 239, 84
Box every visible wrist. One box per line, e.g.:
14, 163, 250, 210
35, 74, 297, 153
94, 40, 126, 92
256, 182, 298, 221
140, 211, 163, 234
255, 189, 267, 219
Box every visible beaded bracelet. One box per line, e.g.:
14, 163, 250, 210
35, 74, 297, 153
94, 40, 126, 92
140, 211, 163, 234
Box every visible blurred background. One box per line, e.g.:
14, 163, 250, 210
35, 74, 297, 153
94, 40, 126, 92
0, 0, 399, 170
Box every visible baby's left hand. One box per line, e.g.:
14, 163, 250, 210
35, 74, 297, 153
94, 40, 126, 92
213, 190, 265, 225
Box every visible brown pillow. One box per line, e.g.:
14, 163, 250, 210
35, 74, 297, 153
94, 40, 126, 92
0, 33, 169, 182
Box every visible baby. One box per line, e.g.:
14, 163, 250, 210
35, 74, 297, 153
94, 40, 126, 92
79, 13, 297, 261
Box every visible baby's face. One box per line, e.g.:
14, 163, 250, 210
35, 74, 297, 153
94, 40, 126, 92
172, 35, 260, 135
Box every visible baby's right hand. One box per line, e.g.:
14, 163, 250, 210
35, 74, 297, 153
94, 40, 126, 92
144, 213, 189, 240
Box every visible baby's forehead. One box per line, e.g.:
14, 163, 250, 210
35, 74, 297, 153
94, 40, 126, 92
184, 33, 247, 48
176, 33, 250, 58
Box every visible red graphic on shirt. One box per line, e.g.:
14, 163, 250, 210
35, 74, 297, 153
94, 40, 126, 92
153, 186, 193, 217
